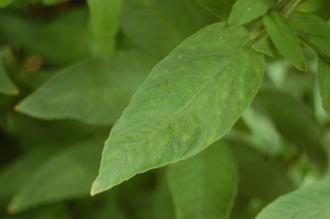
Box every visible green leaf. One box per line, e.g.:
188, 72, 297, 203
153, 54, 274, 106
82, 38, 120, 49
41, 0, 67, 5
0, 0, 13, 7
296, 0, 324, 13
229, 0, 274, 26
0, 9, 91, 66
122, 0, 214, 58
263, 11, 306, 70
0, 148, 54, 202
290, 12, 330, 37
318, 58, 330, 114
305, 35, 330, 59
91, 23, 265, 195
256, 176, 330, 219
252, 37, 275, 57
196, 0, 235, 19
15, 50, 156, 125
227, 137, 294, 202
167, 142, 238, 219
8, 136, 105, 213
255, 89, 327, 167
0, 60, 18, 96
87, 0, 123, 58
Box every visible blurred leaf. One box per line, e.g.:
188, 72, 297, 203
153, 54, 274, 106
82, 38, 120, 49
36, 9, 91, 66
122, 0, 214, 58
0, 148, 54, 203
196, 0, 235, 19
305, 35, 330, 59
16, 50, 156, 125
91, 23, 264, 195
41, 0, 67, 5
167, 142, 238, 219
256, 176, 330, 219
242, 106, 282, 155
227, 137, 294, 219
8, 136, 106, 213
318, 58, 330, 114
263, 11, 306, 70
4, 113, 105, 149
291, 12, 330, 37
0, 61, 18, 96
229, 0, 274, 26
255, 89, 327, 168
0, 0, 12, 8
87, 0, 123, 58
0, 9, 91, 66
151, 178, 175, 219
1, 205, 70, 219
297, 0, 324, 13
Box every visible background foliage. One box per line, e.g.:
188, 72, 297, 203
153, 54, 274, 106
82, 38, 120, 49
0, 0, 330, 218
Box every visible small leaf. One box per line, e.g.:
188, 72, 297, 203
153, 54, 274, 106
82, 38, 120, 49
87, 0, 123, 57
318, 58, 330, 114
196, 0, 235, 19
91, 23, 265, 195
167, 142, 238, 219
16, 50, 156, 125
291, 12, 330, 37
8, 137, 105, 213
256, 176, 330, 219
252, 37, 275, 57
263, 11, 306, 70
229, 0, 274, 26
0, 60, 18, 96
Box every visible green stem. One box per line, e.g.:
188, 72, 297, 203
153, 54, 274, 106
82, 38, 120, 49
282, 0, 304, 17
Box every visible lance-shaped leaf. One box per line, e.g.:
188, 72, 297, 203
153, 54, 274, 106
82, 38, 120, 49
318, 58, 330, 114
229, 0, 274, 27
290, 12, 330, 37
87, 0, 123, 57
91, 23, 265, 195
8, 136, 105, 213
263, 11, 306, 70
167, 142, 238, 219
196, 0, 235, 19
0, 60, 18, 95
15, 50, 156, 125
256, 176, 330, 219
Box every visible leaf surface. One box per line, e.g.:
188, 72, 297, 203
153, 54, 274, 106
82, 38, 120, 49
256, 176, 330, 219
290, 12, 330, 37
229, 0, 274, 26
122, 0, 214, 58
91, 23, 265, 195
263, 12, 305, 70
87, 0, 123, 57
167, 142, 238, 219
16, 50, 156, 125
196, 0, 235, 19
318, 59, 330, 114
0, 61, 18, 96
8, 137, 105, 213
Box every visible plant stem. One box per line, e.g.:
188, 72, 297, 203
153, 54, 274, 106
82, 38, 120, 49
282, 0, 304, 17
